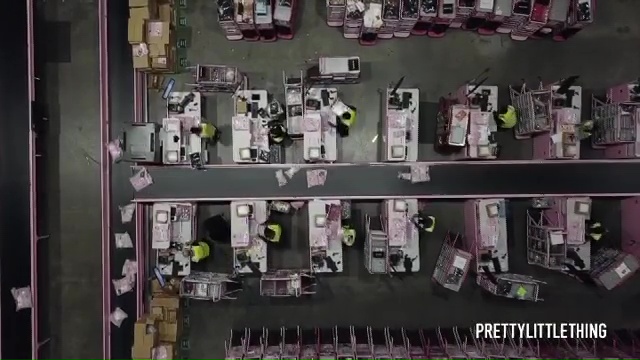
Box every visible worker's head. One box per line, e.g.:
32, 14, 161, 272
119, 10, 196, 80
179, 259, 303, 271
270, 124, 285, 137
582, 120, 594, 130
190, 127, 202, 135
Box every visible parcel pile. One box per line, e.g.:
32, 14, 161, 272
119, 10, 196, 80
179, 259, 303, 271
132, 280, 184, 360
128, 0, 182, 73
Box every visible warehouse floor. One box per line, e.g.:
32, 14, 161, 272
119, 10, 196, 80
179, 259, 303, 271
37, 0, 640, 358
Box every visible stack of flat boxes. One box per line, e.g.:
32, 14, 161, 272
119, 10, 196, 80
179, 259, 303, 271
128, 0, 178, 73
151, 281, 183, 360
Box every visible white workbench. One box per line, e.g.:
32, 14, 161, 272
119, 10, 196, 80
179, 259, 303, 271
152, 202, 196, 276
382, 88, 419, 162
476, 199, 509, 273
167, 91, 202, 120
564, 197, 591, 245
230, 200, 269, 273
308, 199, 344, 273
304, 88, 338, 162
161, 117, 204, 164
383, 199, 420, 272
232, 90, 270, 164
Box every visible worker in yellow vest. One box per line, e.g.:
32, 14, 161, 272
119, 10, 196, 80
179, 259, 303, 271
331, 99, 357, 137
188, 240, 210, 263
258, 221, 283, 243
191, 123, 219, 144
342, 225, 356, 246
586, 220, 607, 242
411, 213, 436, 233
494, 105, 517, 129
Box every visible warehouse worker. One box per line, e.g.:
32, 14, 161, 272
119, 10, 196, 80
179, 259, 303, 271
258, 221, 283, 243
342, 224, 356, 247
191, 123, 220, 144
331, 99, 357, 137
268, 122, 288, 145
411, 213, 436, 233
577, 120, 595, 140
493, 105, 517, 129
586, 220, 607, 242
188, 240, 210, 263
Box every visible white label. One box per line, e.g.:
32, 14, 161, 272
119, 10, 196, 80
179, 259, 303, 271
148, 22, 163, 37
550, 232, 564, 245
615, 263, 631, 278
452, 255, 468, 270
157, 57, 167, 65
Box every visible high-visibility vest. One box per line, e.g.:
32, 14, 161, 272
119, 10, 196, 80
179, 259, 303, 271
342, 227, 356, 246
498, 105, 517, 129
424, 216, 436, 233
341, 108, 356, 128
191, 241, 210, 262
200, 123, 217, 139
260, 223, 282, 243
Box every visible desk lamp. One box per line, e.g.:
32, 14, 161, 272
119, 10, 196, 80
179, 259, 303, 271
239, 147, 252, 161
236, 203, 254, 218
314, 214, 327, 228
308, 147, 321, 160
394, 200, 407, 212
388, 76, 405, 108
166, 151, 179, 163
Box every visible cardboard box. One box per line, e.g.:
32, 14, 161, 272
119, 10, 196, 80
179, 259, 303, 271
149, 44, 167, 57
132, 45, 151, 69
128, 18, 146, 43
158, 320, 180, 342
151, 278, 180, 296
130, 6, 151, 20
158, 3, 175, 24
147, 21, 171, 45
131, 317, 159, 358
130, 0, 155, 7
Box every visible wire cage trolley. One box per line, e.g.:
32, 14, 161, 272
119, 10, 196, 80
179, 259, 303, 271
306, 56, 361, 85
283, 70, 305, 137
526, 206, 566, 270
327, 0, 347, 27
511, 80, 552, 139
217, 0, 243, 40
187, 64, 247, 93
477, 272, 545, 302
591, 80, 640, 159
274, 0, 299, 39
259, 270, 317, 297
432, 232, 473, 292
179, 271, 242, 302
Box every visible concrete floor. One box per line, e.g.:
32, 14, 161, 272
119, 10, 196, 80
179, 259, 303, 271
38, 0, 640, 358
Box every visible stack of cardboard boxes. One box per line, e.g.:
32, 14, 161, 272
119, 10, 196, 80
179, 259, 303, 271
132, 280, 183, 359
128, 0, 177, 73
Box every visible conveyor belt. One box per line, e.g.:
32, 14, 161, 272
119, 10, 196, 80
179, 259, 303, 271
134, 161, 640, 201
